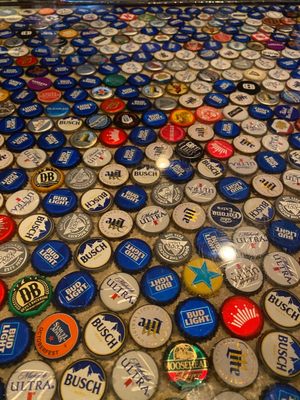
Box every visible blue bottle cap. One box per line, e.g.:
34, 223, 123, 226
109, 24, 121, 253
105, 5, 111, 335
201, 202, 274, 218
64, 88, 88, 102
50, 147, 81, 169
0, 56, 13, 68
111, 53, 131, 65
40, 56, 62, 67
115, 85, 139, 100
213, 79, 236, 94
98, 63, 120, 75
280, 90, 300, 105
199, 49, 218, 60
65, 54, 86, 67
132, 50, 153, 63
6, 132, 35, 153
37, 131, 66, 151
0, 66, 23, 78
45, 102, 71, 118
175, 297, 218, 341
128, 73, 151, 86
115, 238, 152, 273
54, 271, 97, 311
127, 97, 152, 112
114, 184, 147, 211
217, 176, 250, 202
267, 220, 300, 254
248, 104, 274, 120
42, 188, 78, 217
256, 151, 286, 174
274, 105, 300, 121
72, 100, 98, 116
79, 76, 101, 89
277, 58, 299, 70
195, 227, 231, 260
204, 93, 229, 108
32, 240, 72, 276
262, 383, 300, 400
51, 65, 73, 77
209, 202, 243, 230
0, 168, 28, 193
165, 159, 194, 183
11, 89, 36, 104
214, 120, 240, 139
114, 145, 144, 167
129, 126, 157, 146
0, 317, 32, 365
54, 77, 77, 90
2, 78, 26, 91
0, 116, 25, 134
17, 102, 44, 118
140, 266, 181, 305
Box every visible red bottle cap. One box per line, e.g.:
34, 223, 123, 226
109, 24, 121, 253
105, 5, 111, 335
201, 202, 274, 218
99, 127, 128, 147
16, 55, 38, 67
100, 98, 126, 114
206, 139, 234, 159
184, 41, 203, 51
159, 124, 186, 143
195, 106, 223, 124
37, 88, 62, 103
220, 296, 264, 340
0, 215, 16, 244
0, 280, 7, 309
212, 32, 232, 42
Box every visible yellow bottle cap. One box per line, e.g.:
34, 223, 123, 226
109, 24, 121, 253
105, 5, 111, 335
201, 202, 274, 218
166, 82, 189, 96
0, 89, 9, 103
31, 167, 64, 193
243, 68, 267, 82
169, 109, 196, 127
59, 29, 78, 39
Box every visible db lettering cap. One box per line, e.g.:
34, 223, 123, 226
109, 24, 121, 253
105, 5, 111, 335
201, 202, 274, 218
0, 317, 32, 366
59, 359, 107, 400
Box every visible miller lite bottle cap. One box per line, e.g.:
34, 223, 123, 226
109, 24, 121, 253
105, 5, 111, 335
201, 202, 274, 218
83, 312, 126, 357
212, 338, 259, 388
112, 351, 159, 400
99, 272, 140, 312
6, 360, 57, 400
8, 275, 52, 318
129, 305, 172, 349
59, 359, 107, 400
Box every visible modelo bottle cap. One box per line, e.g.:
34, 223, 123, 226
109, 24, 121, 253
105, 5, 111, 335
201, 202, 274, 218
59, 359, 107, 400
75, 237, 112, 272
261, 383, 300, 400
267, 220, 300, 254
141, 266, 181, 305
56, 212, 93, 243
154, 232, 192, 266
129, 304, 172, 349
55, 271, 96, 312
99, 272, 140, 312
8, 275, 52, 318
275, 195, 300, 222
5, 190, 40, 217
175, 297, 218, 341
233, 226, 269, 258
6, 360, 57, 400
184, 178, 217, 204
112, 351, 158, 400
0, 317, 32, 365
258, 331, 300, 379
164, 341, 208, 391
31, 167, 64, 193
18, 214, 54, 244
136, 206, 170, 234
115, 238, 152, 274
262, 288, 300, 330
80, 189, 113, 215
243, 197, 275, 224
151, 182, 184, 208
0, 241, 29, 277
263, 252, 300, 288
213, 338, 258, 388
84, 312, 126, 357
223, 258, 264, 295
208, 202, 243, 230
34, 312, 80, 360
183, 257, 223, 297
221, 296, 264, 340
195, 227, 232, 261
114, 185, 147, 212
42, 188, 78, 217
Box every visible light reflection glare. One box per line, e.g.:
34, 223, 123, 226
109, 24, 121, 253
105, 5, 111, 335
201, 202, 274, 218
156, 156, 170, 169
219, 245, 237, 262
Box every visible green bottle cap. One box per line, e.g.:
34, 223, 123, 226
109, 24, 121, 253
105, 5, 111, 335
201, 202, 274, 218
103, 74, 127, 87
8, 275, 52, 318
164, 341, 208, 391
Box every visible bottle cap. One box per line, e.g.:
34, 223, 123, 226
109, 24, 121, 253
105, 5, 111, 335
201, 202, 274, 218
31, 167, 64, 193
98, 210, 133, 239
183, 257, 223, 297
114, 145, 144, 167
112, 351, 158, 400
223, 258, 264, 295
252, 174, 283, 198
256, 151, 287, 174
114, 185, 147, 212
83, 147, 112, 168
84, 312, 126, 357
164, 342, 208, 390
154, 232, 192, 266
267, 220, 300, 254
262, 288, 300, 330
141, 266, 181, 305
0, 280, 7, 309
56, 212, 93, 244
212, 338, 258, 388
243, 197, 275, 224
0, 215, 16, 244
0, 168, 28, 193
18, 214, 54, 244
195, 227, 232, 261
6, 360, 57, 400
197, 157, 225, 179
65, 167, 97, 192
175, 297, 219, 340
131, 164, 161, 186
275, 195, 300, 222
0, 317, 32, 365
217, 176, 250, 203
172, 202, 206, 231
151, 182, 184, 208
50, 147, 81, 169
221, 296, 264, 339
80, 189, 113, 214
129, 304, 172, 348
75, 238, 112, 272
208, 202, 243, 229
34, 312, 80, 360
99, 272, 139, 312
98, 163, 129, 187
233, 226, 269, 258
258, 331, 300, 379
59, 359, 107, 400
164, 159, 194, 183
261, 383, 300, 400
263, 252, 300, 288
37, 131, 66, 152
42, 188, 78, 217
136, 206, 170, 234
5, 189, 40, 217
8, 275, 52, 318
115, 238, 152, 273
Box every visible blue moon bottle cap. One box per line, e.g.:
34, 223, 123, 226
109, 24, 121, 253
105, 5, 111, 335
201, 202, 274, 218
59, 359, 107, 400
0, 317, 32, 365
261, 383, 300, 400
115, 238, 152, 273
175, 297, 218, 341
141, 266, 181, 305
54, 271, 97, 312
42, 188, 78, 217
31, 240, 72, 275
114, 185, 147, 212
